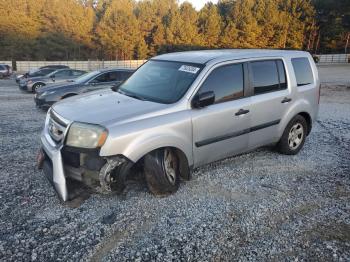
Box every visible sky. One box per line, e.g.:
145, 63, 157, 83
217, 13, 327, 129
179, 0, 218, 10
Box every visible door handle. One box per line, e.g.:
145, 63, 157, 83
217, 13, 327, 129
281, 97, 292, 103
235, 109, 250, 116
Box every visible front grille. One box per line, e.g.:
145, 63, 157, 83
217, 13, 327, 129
48, 110, 69, 144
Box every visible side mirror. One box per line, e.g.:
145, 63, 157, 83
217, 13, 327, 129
192, 91, 215, 108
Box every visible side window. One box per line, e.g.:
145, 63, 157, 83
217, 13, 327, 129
198, 64, 244, 104
119, 71, 133, 81
108, 71, 119, 81
55, 70, 70, 77
250, 61, 280, 95
93, 72, 109, 83
291, 57, 314, 86
72, 70, 84, 76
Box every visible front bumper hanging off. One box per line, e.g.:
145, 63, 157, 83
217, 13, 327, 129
38, 126, 133, 202
39, 133, 69, 201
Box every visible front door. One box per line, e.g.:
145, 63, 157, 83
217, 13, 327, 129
191, 62, 251, 167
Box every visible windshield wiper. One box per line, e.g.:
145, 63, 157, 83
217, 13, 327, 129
117, 89, 147, 101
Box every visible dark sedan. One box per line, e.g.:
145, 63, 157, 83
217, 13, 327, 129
34, 68, 134, 109
15, 65, 69, 83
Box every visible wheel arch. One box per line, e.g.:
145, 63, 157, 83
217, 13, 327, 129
32, 82, 46, 91
298, 112, 312, 135
279, 99, 314, 139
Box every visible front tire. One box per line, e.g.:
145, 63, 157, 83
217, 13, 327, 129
144, 148, 180, 196
277, 115, 307, 155
32, 83, 45, 92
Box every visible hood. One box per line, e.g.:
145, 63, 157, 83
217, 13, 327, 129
37, 81, 78, 93
52, 89, 168, 126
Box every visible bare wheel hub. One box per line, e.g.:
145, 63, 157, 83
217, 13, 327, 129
288, 123, 304, 150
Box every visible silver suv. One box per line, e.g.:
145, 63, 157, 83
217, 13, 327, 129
38, 50, 320, 201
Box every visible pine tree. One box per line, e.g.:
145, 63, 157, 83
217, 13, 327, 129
198, 3, 222, 48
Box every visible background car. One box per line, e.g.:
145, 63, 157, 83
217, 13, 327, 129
0, 64, 12, 78
15, 65, 69, 83
35, 68, 134, 109
19, 68, 87, 92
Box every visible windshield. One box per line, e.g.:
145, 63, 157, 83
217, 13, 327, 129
74, 71, 99, 83
119, 60, 203, 104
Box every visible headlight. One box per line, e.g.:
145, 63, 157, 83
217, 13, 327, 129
66, 122, 108, 149
39, 91, 54, 98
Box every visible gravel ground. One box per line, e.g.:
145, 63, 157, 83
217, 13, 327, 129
0, 77, 349, 261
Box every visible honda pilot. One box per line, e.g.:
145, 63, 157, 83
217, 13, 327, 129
37, 50, 320, 201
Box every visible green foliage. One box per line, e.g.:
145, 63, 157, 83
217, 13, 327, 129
0, 0, 344, 60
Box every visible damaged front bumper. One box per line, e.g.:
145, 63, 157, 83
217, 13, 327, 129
38, 110, 133, 202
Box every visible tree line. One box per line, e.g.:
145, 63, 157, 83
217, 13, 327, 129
0, 0, 349, 61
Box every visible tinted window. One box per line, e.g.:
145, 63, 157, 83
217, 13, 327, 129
71, 70, 85, 76
251, 61, 280, 95
277, 60, 287, 89
292, 57, 314, 86
108, 72, 119, 81
198, 64, 244, 104
0, 65, 5, 70
54, 70, 71, 77
119, 71, 133, 81
93, 72, 110, 83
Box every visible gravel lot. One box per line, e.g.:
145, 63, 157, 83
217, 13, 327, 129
0, 71, 349, 261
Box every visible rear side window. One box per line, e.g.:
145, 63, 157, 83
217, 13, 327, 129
119, 71, 133, 81
71, 70, 85, 76
198, 64, 244, 104
250, 61, 280, 95
291, 57, 314, 86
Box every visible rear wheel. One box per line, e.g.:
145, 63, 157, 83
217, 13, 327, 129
144, 148, 180, 196
277, 115, 307, 155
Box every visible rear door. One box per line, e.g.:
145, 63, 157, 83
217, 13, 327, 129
191, 62, 251, 167
247, 59, 291, 149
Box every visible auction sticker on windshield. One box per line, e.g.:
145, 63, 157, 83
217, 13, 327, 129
179, 65, 200, 74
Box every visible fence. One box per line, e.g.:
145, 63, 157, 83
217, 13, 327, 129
0, 61, 12, 66
15, 60, 147, 72
315, 54, 350, 64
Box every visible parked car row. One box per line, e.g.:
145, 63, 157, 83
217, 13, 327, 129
34, 50, 320, 202
15, 65, 69, 83
13, 65, 135, 110
34, 68, 134, 109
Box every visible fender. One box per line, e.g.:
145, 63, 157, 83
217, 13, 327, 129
100, 132, 193, 166
277, 98, 314, 139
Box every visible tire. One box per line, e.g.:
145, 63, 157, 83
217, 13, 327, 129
32, 83, 45, 92
277, 115, 308, 155
144, 148, 180, 196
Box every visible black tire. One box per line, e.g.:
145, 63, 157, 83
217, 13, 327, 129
144, 148, 180, 196
277, 115, 308, 155
32, 83, 45, 92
